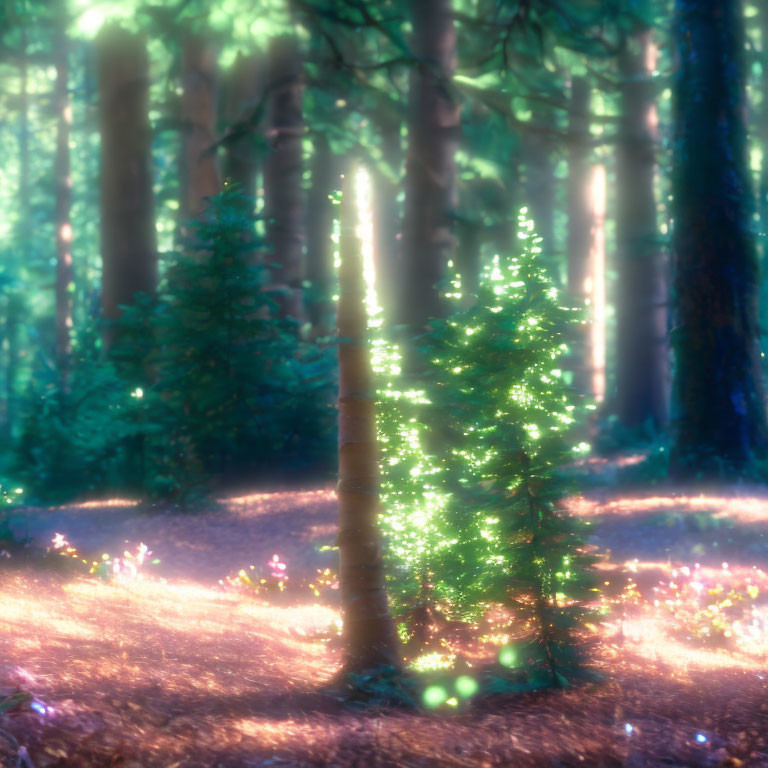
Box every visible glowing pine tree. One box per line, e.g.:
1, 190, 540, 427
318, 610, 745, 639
373, 340, 453, 648
422, 210, 597, 685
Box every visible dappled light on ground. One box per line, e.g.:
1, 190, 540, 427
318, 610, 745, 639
1, 487, 767, 766
224, 488, 336, 513
49, 498, 141, 511
569, 492, 768, 525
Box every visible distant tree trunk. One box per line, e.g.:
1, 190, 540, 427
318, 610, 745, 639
263, 35, 305, 321
523, 128, 556, 278
18, 34, 30, 234
180, 34, 221, 226
566, 76, 592, 394
306, 132, 341, 336
455, 214, 480, 300
669, 0, 768, 478
615, 30, 668, 432
4, 32, 29, 437
399, 0, 460, 341
222, 51, 264, 209
490, 168, 517, 260
97, 25, 157, 348
54, 9, 74, 382
337, 167, 402, 675
373, 105, 402, 321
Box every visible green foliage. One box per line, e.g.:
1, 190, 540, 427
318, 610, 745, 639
378, 210, 596, 686
16, 318, 147, 501
0, 482, 24, 553
374, 342, 452, 627
143, 190, 336, 495
17, 190, 336, 503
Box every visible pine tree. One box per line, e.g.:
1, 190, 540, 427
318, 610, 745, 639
53, 0, 73, 383
399, 0, 460, 345
424, 212, 596, 686
566, 76, 592, 396
669, 0, 768, 478
263, 35, 306, 321
375, 211, 596, 684
97, 25, 157, 350
615, 25, 668, 433
153, 189, 333, 495
179, 32, 222, 223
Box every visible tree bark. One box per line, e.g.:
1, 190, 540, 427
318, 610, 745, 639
54, 6, 74, 382
669, 0, 768, 477
18, 31, 30, 237
3, 33, 28, 437
566, 76, 592, 395
263, 35, 305, 321
180, 33, 221, 225
614, 30, 668, 432
306, 132, 341, 336
399, 0, 460, 339
97, 25, 157, 348
337, 166, 402, 675
222, 51, 264, 208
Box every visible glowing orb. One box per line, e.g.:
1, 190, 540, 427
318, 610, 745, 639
498, 645, 517, 668
422, 685, 448, 708
455, 675, 479, 698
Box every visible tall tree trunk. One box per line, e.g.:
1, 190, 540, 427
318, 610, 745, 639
306, 132, 341, 336
669, 0, 768, 477
263, 35, 305, 321
222, 51, 264, 208
399, 0, 460, 341
97, 25, 157, 348
54, 7, 73, 382
337, 166, 402, 675
4, 31, 30, 437
180, 34, 221, 225
373, 105, 402, 322
615, 30, 668, 432
566, 76, 592, 395
18, 33, 30, 236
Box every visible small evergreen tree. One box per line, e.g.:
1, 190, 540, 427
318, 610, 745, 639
377, 210, 596, 686
151, 189, 336, 495
426, 211, 596, 685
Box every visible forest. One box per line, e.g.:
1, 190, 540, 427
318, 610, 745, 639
0, 0, 766, 766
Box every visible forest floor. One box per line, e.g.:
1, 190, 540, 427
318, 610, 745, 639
0, 463, 767, 768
